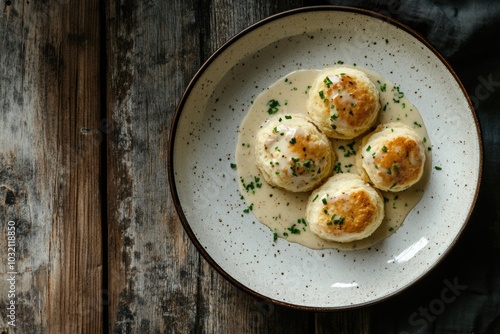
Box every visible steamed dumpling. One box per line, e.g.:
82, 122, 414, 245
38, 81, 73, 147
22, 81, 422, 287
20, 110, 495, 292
356, 122, 426, 192
306, 173, 385, 243
254, 114, 336, 192
307, 66, 381, 139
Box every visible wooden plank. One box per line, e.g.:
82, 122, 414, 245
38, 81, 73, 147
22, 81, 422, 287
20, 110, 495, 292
0, 0, 103, 333
315, 309, 371, 334
105, 0, 202, 332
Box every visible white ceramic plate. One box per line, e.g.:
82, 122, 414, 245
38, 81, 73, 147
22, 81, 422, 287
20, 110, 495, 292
168, 6, 482, 310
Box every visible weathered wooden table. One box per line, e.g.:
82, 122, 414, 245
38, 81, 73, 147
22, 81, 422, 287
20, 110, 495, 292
1, 1, 499, 333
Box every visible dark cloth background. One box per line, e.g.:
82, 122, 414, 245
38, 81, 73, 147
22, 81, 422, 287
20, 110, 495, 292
307, 0, 500, 333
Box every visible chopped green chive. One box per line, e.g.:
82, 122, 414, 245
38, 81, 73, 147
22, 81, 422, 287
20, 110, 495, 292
243, 203, 254, 213
334, 162, 343, 173
287, 224, 301, 235
324, 76, 333, 88
267, 99, 280, 114
327, 214, 345, 225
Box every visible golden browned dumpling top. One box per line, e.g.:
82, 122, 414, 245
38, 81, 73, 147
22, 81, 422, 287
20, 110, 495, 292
356, 122, 426, 192
307, 66, 380, 139
254, 114, 336, 192
306, 173, 385, 243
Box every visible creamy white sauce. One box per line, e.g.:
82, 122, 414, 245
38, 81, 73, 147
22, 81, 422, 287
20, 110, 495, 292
236, 67, 432, 250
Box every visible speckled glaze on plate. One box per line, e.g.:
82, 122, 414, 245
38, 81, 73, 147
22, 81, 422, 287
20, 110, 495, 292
168, 6, 482, 310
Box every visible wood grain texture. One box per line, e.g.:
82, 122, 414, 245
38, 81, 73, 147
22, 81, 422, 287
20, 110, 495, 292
315, 309, 371, 334
105, 0, 200, 332
0, 0, 102, 333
